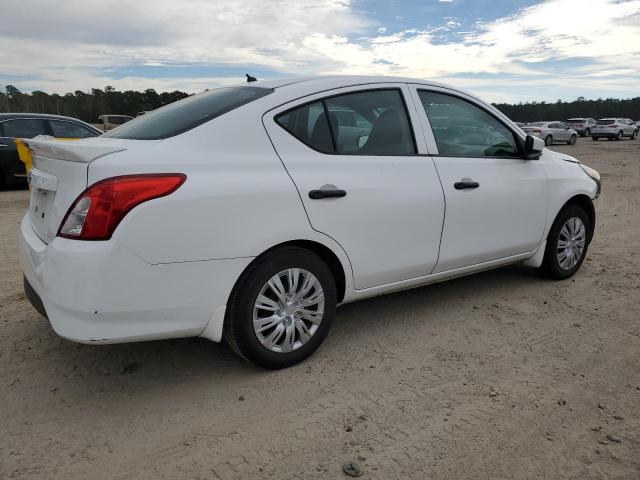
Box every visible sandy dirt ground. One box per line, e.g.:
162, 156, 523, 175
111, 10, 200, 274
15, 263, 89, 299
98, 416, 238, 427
1, 139, 639, 480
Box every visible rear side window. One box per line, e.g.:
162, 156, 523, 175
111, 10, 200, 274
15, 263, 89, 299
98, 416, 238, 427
276, 101, 333, 153
104, 86, 273, 140
276, 89, 416, 155
49, 120, 98, 138
418, 91, 519, 158
1, 119, 47, 138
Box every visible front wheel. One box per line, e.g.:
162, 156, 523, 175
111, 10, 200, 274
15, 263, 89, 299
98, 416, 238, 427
224, 246, 337, 369
585, 128, 591, 136
545, 135, 553, 146
538, 204, 591, 280
616, 130, 623, 141
568, 134, 577, 145
632, 130, 638, 140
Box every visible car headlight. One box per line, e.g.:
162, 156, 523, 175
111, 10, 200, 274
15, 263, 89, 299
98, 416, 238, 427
580, 164, 600, 182
580, 164, 601, 196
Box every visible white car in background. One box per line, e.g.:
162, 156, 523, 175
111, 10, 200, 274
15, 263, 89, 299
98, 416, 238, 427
19, 76, 600, 369
591, 118, 638, 141
522, 121, 579, 146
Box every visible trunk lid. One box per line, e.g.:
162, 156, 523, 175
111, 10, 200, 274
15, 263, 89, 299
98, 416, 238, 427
24, 136, 131, 244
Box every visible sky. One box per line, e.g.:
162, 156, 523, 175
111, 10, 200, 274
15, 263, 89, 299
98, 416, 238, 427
1, 0, 639, 103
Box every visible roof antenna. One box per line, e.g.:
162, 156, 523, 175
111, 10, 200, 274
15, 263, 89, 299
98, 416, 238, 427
246, 73, 257, 83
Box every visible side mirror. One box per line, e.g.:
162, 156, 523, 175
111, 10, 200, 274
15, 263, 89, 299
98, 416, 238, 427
524, 134, 544, 160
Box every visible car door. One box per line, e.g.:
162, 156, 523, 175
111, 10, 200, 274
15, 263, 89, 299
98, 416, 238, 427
264, 85, 445, 290
408, 85, 548, 273
559, 122, 572, 141
0, 118, 48, 183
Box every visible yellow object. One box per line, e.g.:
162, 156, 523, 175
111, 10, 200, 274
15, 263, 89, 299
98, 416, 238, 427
15, 137, 80, 189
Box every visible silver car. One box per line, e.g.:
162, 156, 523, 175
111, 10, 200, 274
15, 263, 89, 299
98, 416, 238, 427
591, 118, 638, 141
522, 121, 578, 146
565, 118, 596, 137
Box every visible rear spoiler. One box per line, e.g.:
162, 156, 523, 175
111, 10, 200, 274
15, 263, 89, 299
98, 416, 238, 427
22, 135, 126, 164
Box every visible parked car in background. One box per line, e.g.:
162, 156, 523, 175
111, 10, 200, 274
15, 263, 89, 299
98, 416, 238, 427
591, 118, 638, 141
19, 76, 600, 369
0, 113, 101, 188
93, 114, 133, 132
522, 121, 578, 146
565, 118, 596, 137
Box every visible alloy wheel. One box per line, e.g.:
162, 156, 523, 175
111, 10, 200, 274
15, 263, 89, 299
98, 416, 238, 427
556, 217, 586, 271
252, 268, 325, 353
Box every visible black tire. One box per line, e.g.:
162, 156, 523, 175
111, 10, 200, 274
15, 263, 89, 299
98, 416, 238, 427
631, 130, 638, 140
224, 246, 337, 369
616, 130, 623, 141
538, 204, 591, 280
585, 128, 591, 137
567, 134, 577, 145
592, 136, 598, 141
545, 135, 553, 146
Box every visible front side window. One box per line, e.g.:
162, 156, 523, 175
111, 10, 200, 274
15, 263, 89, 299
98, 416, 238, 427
276, 89, 416, 156
418, 91, 519, 158
104, 86, 273, 140
1, 119, 47, 138
49, 120, 98, 138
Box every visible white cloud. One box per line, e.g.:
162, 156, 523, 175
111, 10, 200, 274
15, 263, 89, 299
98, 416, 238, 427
1, 0, 639, 101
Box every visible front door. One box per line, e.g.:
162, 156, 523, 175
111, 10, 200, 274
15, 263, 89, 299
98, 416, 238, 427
410, 86, 548, 273
265, 85, 445, 290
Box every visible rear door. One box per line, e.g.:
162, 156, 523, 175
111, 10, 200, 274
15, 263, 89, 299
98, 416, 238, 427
264, 84, 445, 290
0, 118, 48, 183
409, 85, 548, 272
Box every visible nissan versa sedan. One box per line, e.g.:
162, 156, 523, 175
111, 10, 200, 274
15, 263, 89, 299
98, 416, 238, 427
19, 76, 601, 369
521, 121, 579, 146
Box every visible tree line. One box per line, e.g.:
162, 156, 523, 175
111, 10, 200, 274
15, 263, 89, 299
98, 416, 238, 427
493, 96, 640, 122
1, 84, 639, 123
0, 85, 190, 123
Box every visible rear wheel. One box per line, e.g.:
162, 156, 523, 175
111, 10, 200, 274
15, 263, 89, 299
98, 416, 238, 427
539, 204, 590, 280
585, 128, 591, 136
567, 134, 577, 145
545, 135, 553, 146
224, 246, 337, 369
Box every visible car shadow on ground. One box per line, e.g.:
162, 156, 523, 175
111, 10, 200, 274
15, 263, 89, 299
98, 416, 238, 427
24, 263, 544, 394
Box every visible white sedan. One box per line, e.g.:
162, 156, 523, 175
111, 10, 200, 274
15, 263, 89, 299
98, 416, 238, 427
19, 76, 601, 368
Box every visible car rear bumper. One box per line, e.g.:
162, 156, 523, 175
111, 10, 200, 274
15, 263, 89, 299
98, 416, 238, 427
19, 214, 251, 344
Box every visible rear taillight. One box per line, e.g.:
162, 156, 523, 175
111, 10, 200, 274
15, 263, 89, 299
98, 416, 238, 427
58, 174, 186, 240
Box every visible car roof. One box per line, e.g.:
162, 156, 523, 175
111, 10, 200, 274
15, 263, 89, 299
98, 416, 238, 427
245, 74, 451, 94
0, 112, 91, 122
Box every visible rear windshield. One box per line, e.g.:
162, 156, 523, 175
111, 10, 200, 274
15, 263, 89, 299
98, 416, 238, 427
597, 119, 616, 125
104, 86, 273, 140
566, 119, 584, 123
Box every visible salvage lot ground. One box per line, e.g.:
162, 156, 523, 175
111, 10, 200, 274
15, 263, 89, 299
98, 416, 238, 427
1, 139, 639, 480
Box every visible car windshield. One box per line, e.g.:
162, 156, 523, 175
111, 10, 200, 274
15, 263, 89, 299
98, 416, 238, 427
597, 119, 616, 125
527, 122, 547, 127
104, 86, 273, 140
